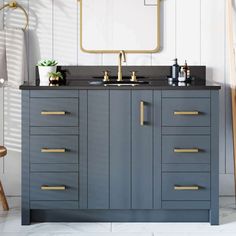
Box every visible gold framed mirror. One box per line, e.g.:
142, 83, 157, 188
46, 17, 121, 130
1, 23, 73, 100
80, 0, 160, 53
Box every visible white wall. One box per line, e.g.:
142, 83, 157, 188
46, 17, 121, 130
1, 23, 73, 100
0, 0, 233, 196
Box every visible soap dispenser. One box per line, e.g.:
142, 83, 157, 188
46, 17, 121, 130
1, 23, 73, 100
172, 58, 179, 81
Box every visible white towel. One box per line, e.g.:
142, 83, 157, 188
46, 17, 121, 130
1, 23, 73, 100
0, 30, 7, 86
0, 28, 28, 88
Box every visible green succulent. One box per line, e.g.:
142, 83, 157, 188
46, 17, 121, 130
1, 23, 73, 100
37, 59, 58, 66
48, 71, 63, 79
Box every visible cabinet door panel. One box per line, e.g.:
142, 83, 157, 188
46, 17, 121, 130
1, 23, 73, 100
110, 91, 131, 209
131, 91, 153, 209
87, 91, 109, 209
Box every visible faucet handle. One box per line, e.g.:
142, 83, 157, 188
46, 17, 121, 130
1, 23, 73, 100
103, 70, 110, 82
130, 71, 137, 82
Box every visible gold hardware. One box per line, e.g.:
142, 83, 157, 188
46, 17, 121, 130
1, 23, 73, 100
117, 51, 126, 82
41, 186, 66, 191
41, 148, 66, 153
174, 111, 199, 115
103, 71, 110, 82
174, 185, 200, 191
41, 111, 66, 115
140, 101, 145, 126
130, 71, 137, 82
174, 148, 199, 153
0, 1, 29, 30
9, 1, 17, 7
79, 0, 160, 53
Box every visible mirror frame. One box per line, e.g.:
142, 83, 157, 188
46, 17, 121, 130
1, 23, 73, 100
80, 0, 160, 53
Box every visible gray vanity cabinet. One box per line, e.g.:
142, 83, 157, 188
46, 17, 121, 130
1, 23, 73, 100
80, 90, 159, 210
21, 88, 219, 225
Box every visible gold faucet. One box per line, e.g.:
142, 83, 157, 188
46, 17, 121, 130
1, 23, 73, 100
117, 50, 126, 82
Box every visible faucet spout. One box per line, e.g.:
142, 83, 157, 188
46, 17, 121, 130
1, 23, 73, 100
117, 50, 126, 82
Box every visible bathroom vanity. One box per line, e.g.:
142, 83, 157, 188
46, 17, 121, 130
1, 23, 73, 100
20, 66, 220, 225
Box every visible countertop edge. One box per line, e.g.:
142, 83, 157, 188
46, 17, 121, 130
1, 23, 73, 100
19, 85, 221, 90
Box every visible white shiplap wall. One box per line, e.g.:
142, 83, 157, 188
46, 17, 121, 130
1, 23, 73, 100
0, 0, 233, 196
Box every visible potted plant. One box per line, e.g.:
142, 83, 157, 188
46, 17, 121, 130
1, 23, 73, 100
48, 71, 63, 85
37, 59, 58, 85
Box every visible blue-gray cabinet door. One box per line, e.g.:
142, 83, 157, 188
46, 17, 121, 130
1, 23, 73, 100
82, 90, 159, 210
86, 90, 131, 209
131, 91, 153, 209
110, 91, 131, 209
87, 91, 109, 209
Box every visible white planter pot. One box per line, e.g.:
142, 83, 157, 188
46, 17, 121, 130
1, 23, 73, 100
38, 66, 57, 85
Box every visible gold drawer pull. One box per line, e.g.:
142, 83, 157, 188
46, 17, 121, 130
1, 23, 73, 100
41, 148, 66, 153
41, 185, 66, 191
174, 185, 200, 191
41, 111, 66, 115
174, 111, 199, 115
174, 148, 199, 153
140, 101, 144, 126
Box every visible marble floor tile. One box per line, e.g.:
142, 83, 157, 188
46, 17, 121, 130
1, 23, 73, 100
0, 233, 153, 236
153, 234, 236, 236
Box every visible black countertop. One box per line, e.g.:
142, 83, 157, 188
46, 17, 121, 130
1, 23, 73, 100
20, 78, 221, 90
19, 66, 221, 90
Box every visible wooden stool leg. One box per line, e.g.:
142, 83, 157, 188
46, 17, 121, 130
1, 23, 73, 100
0, 180, 9, 211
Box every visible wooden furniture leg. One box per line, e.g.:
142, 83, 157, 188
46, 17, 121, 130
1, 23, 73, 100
0, 180, 9, 211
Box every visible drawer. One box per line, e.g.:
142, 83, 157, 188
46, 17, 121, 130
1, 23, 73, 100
30, 90, 79, 98
162, 135, 210, 164
162, 173, 210, 201
162, 98, 210, 126
30, 164, 79, 172
30, 201, 78, 209
30, 173, 78, 201
162, 90, 210, 98
162, 201, 211, 209
162, 164, 210, 172
30, 98, 78, 126
30, 136, 78, 164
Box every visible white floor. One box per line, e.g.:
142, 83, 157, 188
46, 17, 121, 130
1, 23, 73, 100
0, 197, 236, 236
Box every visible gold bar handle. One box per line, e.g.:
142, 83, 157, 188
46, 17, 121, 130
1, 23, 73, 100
174, 111, 199, 115
174, 148, 199, 153
41, 148, 66, 153
140, 101, 144, 126
41, 186, 66, 191
41, 111, 66, 115
174, 185, 200, 191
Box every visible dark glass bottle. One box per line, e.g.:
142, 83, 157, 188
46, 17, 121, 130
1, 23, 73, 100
183, 60, 189, 79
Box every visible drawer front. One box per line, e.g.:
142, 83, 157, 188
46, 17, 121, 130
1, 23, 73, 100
162, 173, 210, 201
162, 201, 211, 209
30, 90, 79, 98
30, 201, 78, 209
162, 90, 210, 98
30, 136, 78, 163
30, 164, 79, 172
30, 173, 78, 201
30, 98, 78, 127
162, 164, 210, 172
162, 135, 210, 164
162, 98, 210, 127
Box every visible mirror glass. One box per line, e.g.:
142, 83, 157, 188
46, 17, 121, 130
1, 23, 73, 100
80, 0, 160, 53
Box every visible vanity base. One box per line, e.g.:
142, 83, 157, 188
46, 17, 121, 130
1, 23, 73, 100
28, 209, 216, 224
